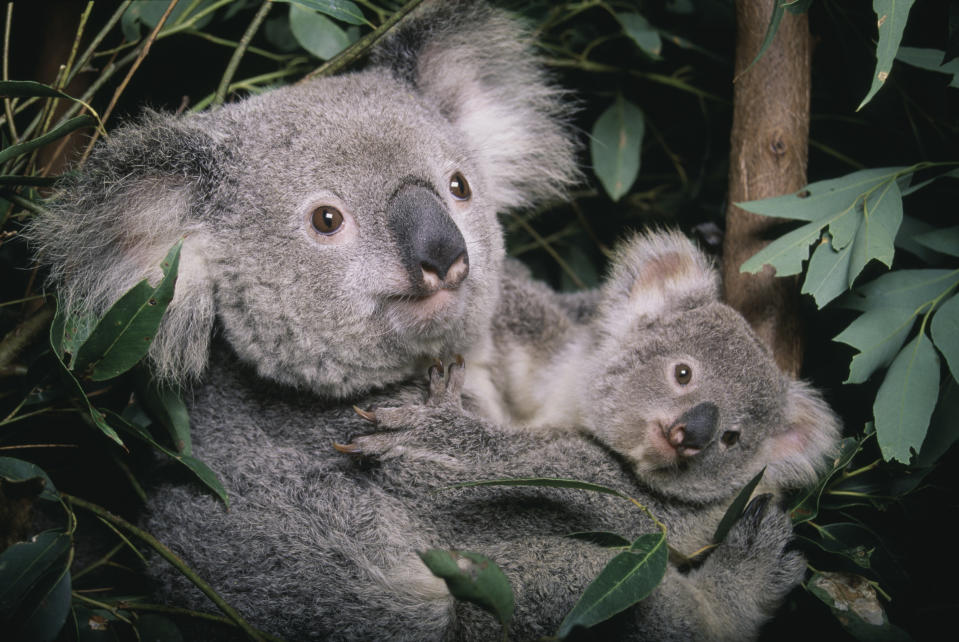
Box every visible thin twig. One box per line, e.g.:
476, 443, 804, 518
302, 0, 427, 81
63, 493, 267, 642
63, 1, 133, 89
80, 0, 182, 163
0, 303, 54, 377
3, 4, 18, 143
213, 0, 272, 107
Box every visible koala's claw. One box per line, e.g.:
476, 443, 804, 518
352, 405, 378, 423
332, 441, 361, 454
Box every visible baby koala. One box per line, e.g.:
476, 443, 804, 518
352, 230, 839, 513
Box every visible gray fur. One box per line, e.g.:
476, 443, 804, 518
25, 0, 578, 397
23, 1, 837, 638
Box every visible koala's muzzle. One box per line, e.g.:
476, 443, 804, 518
666, 402, 719, 457
388, 184, 469, 294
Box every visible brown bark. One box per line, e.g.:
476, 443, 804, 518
723, 2, 811, 377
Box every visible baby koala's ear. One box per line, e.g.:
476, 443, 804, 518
599, 230, 719, 333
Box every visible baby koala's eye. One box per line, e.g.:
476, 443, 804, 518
721, 430, 740, 447
311, 206, 344, 235
449, 172, 471, 200
674, 363, 692, 385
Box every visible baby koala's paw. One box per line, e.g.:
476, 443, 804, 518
718, 494, 806, 608
333, 357, 466, 461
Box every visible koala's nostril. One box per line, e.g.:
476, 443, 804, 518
421, 251, 468, 290
671, 402, 719, 451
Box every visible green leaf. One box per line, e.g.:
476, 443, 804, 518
0, 115, 96, 165
738, 1, 784, 77
858, 0, 917, 110
913, 226, 959, 258
736, 168, 904, 222
134, 371, 192, 455
739, 220, 822, 277
807, 572, 910, 641
712, 468, 765, 544
289, 4, 352, 60
557, 533, 668, 638
50, 302, 97, 367
615, 13, 662, 58
0, 80, 78, 100
104, 410, 228, 506
134, 614, 183, 642
873, 333, 940, 463
72, 241, 182, 381
801, 236, 854, 307
798, 522, 877, 569
15, 571, 72, 642
896, 46, 959, 88
418, 550, 513, 628
120, 0, 215, 40
838, 269, 959, 313
0, 530, 72, 640
931, 293, 959, 382
739, 168, 906, 280
834, 307, 916, 384
274, 0, 368, 26
590, 95, 645, 202
450, 477, 631, 501
914, 379, 959, 467
790, 437, 862, 524
566, 532, 632, 548
0, 457, 59, 501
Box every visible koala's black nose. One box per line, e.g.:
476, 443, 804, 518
667, 402, 719, 455
388, 183, 469, 291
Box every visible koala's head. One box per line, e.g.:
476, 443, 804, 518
26, 1, 578, 398
584, 231, 840, 504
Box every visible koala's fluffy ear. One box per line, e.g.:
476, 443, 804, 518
371, 0, 580, 210
25, 111, 221, 384
598, 230, 719, 335
761, 380, 842, 490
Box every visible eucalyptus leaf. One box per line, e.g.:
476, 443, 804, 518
837, 269, 959, 313
807, 572, 910, 641
71, 240, 182, 381
858, 0, 917, 110
0, 115, 96, 165
615, 13, 662, 57
913, 226, 959, 258
566, 532, 632, 548
274, 0, 368, 26
591, 95, 645, 202
801, 237, 854, 308
103, 410, 227, 506
739, 219, 822, 277
134, 371, 192, 455
896, 46, 959, 88
914, 379, 959, 467
798, 522, 878, 569
931, 293, 959, 382
418, 550, 513, 628
790, 437, 862, 524
14, 571, 72, 642
834, 307, 916, 384
0, 530, 72, 639
289, 4, 352, 60
557, 533, 667, 638
712, 468, 765, 544
873, 333, 940, 463
0, 457, 59, 501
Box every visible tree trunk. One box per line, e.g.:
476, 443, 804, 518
723, 2, 811, 377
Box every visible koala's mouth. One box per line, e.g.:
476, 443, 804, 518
387, 288, 462, 326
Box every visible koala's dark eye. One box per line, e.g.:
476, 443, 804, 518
674, 363, 692, 385
311, 206, 344, 235
449, 172, 471, 200
721, 430, 740, 447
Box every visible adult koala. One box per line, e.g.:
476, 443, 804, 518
25, 1, 831, 640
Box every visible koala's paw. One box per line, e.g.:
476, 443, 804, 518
714, 494, 806, 609
333, 357, 466, 460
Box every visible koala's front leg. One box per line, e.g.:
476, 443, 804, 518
334, 357, 503, 478
634, 495, 805, 641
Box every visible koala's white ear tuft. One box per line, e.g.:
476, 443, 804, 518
761, 380, 842, 491
24, 113, 221, 385
599, 230, 719, 332
372, 1, 580, 211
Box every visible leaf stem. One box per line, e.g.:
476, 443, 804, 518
213, 0, 272, 107
62, 493, 267, 642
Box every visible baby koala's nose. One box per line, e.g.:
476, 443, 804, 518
666, 402, 719, 457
